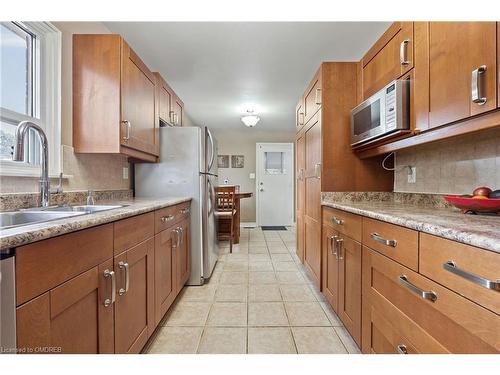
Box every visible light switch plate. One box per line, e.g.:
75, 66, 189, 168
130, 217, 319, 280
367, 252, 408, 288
123, 167, 129, 180
408, 166, 416, 184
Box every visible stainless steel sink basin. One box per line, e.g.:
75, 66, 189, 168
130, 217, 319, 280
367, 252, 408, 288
39, 204, 126, 214
0, 211, 86, 230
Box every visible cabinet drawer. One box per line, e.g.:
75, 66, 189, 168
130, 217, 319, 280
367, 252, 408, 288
364, 247, 500, 353
16, 224, 114, 306
114, 212, 154, 255
155, 201, 191, 234
362, 217, 418, 271
322, 207, 361, 242
420, 233, 500, 314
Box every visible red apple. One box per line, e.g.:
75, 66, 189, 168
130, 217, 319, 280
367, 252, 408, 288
472, 187, 492, 197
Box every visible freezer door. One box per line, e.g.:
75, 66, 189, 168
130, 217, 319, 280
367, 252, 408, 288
202, 173, 219, 280
205, 127, 218, 176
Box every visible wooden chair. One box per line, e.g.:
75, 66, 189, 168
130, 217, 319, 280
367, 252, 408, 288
214, 186, 237, 253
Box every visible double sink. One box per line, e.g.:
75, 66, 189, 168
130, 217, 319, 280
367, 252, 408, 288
0, 205, 126, 230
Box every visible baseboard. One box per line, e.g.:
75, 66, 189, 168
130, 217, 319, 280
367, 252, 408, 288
240, 222, 257, 228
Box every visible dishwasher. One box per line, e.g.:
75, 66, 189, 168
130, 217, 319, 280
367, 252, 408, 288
0, 249, 16, 353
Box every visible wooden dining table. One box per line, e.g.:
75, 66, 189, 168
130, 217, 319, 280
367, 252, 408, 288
232, 191, 253, 244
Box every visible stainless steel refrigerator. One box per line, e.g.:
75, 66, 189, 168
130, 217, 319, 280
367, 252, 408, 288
135, 126, 218, 285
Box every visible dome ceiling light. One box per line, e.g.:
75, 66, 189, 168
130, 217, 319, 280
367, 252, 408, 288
241, 109, 260, 127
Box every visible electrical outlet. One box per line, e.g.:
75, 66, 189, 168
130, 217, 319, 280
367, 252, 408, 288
123, 167, 129, 180
407, 166, 416, 184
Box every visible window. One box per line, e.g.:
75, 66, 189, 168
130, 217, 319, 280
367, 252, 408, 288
0, 22, 61, 177
265, 151, 286, 175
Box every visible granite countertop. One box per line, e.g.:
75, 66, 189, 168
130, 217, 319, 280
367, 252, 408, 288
0, 197, 191, 251
322, 194, 500, 254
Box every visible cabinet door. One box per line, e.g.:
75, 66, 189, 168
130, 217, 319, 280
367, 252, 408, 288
304, 114, 321, 221
154, 228, 177, 325
295, 101, 305, 132
173, 95, 184, 126
158, 77, 174, 126
121, 40, 157, 155
304, 215, 321, 288
295, 134, 306, 263
16, 260, 115, 354
114, 238, 154, 354
428, 22, 497, 129
321, 225, 339, 311
303, 70, 322, 125
362, 22, 414, 98
337, 236, 362, 346
175, 218, 191, 292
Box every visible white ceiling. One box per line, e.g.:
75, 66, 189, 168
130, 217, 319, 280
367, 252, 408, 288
105, 22, 390, 132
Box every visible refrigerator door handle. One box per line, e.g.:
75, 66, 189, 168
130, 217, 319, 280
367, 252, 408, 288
207, 127, 215, 172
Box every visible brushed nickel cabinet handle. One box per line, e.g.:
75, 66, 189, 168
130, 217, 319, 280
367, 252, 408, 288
400, 39, 410, 65
180, 208, 190, 214
169, 111, 175, 124
121, 120, 131, 141
399, 275, 437, 302
314, 163, 321, 179
443, 261, 500, 292
161, 214, 174, 223
332, 217, 344, 225
397, 344, 408, 354
178, 227, 184, 246
172, 229, 179, 248
471, 65, 487, 105
315, 88, 322, 105
335, 237, 344, 260
370, 232, 397, 247
330, 235, 338, 258
299, 112, 305, 125
103, 269, 116, 307
118, 261, 130, 296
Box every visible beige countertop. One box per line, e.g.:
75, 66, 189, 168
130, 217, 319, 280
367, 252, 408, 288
0, 197, 191, 251
322, 193, 500, 254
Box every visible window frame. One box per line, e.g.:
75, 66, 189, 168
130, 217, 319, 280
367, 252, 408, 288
0, 21, 61, 178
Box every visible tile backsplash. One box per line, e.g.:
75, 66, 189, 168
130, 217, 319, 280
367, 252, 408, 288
394, 127, 500, 194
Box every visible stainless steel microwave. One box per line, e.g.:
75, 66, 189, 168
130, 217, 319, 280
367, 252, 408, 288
350, 80, 410, 146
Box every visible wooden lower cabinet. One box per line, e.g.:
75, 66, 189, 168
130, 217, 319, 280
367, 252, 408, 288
16, 259, 115, 354
304, 215, 321, 287
154, 227, 177, 325
362, 247, 500, 353
114, 238, 154, 354
175, 218, 191, 291
322, 225, 339, 311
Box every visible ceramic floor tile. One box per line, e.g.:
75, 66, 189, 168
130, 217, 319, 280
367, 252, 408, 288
219, 271, 249, 284
271, 253, 294, 262
197, 327, 247, 354
285, 302, 331, 326
249, 261, 274, 271
248, 253, 271, 261
280, 285, 316, 302
268, 246, 289, 254
248, 302, 289, 327
334, 327, 361, 353
249, 271, 278, 284
206, 302, 248, 327
165, 302, 212, 326
147, 327, 203, 354
276, 271, 306, 284
179, 285, 217, 302
224, 261, 248, 272
247, 327, 296, 354
292, 327, 347, 354
273, 261, 299, 272
248, 284, 282, 302
215, 284, 248, 302
320, 302, 343, 326
249, 247, 269, 254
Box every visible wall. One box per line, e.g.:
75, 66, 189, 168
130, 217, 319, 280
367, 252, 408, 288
0, 22, 130, 194
213, 128, 295, 223
394, 127, 500, 194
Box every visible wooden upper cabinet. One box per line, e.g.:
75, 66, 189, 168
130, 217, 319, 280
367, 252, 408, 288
428, 22, 497, 129
303, 69, 322, 125
73, 34, 158, 162
16, 259, 115, 354
172, 95, 184, 127
295, 100, 305, 132
156, 73, 174, 126
362, 22, 414, 99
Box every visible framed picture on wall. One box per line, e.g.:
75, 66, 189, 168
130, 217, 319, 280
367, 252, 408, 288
217, 155, 229, 168
231, 155, 244, 168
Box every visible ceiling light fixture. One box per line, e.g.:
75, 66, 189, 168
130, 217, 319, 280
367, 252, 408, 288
241, 110, 260, 127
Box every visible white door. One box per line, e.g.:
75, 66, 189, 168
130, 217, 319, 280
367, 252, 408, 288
256, 143, 294, 227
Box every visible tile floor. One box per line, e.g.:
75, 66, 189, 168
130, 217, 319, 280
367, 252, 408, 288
146, 226, 360, 354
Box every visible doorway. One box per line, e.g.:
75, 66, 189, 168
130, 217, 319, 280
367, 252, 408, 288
256, 143, 294, 227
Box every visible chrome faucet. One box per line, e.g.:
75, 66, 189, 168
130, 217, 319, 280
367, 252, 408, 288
13, 121, 51, 207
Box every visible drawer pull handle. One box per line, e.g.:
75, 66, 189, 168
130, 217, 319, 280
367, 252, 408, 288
180, 208, 190, 214
315, 88, 322, 105
103, 269, 116, 307
471, 65, 487, 105
330, 235, 338, 258
370, 232, 397, 247
335, 237, 344, 260
332, 217, 344, 225
397, 344, 408, 354
399, 39, 410, 65
161, 214, 175, 223
443, 261, 500, 292
399, 275, 437, 302
118, 261, 130, 296
178, 227, 184, 246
